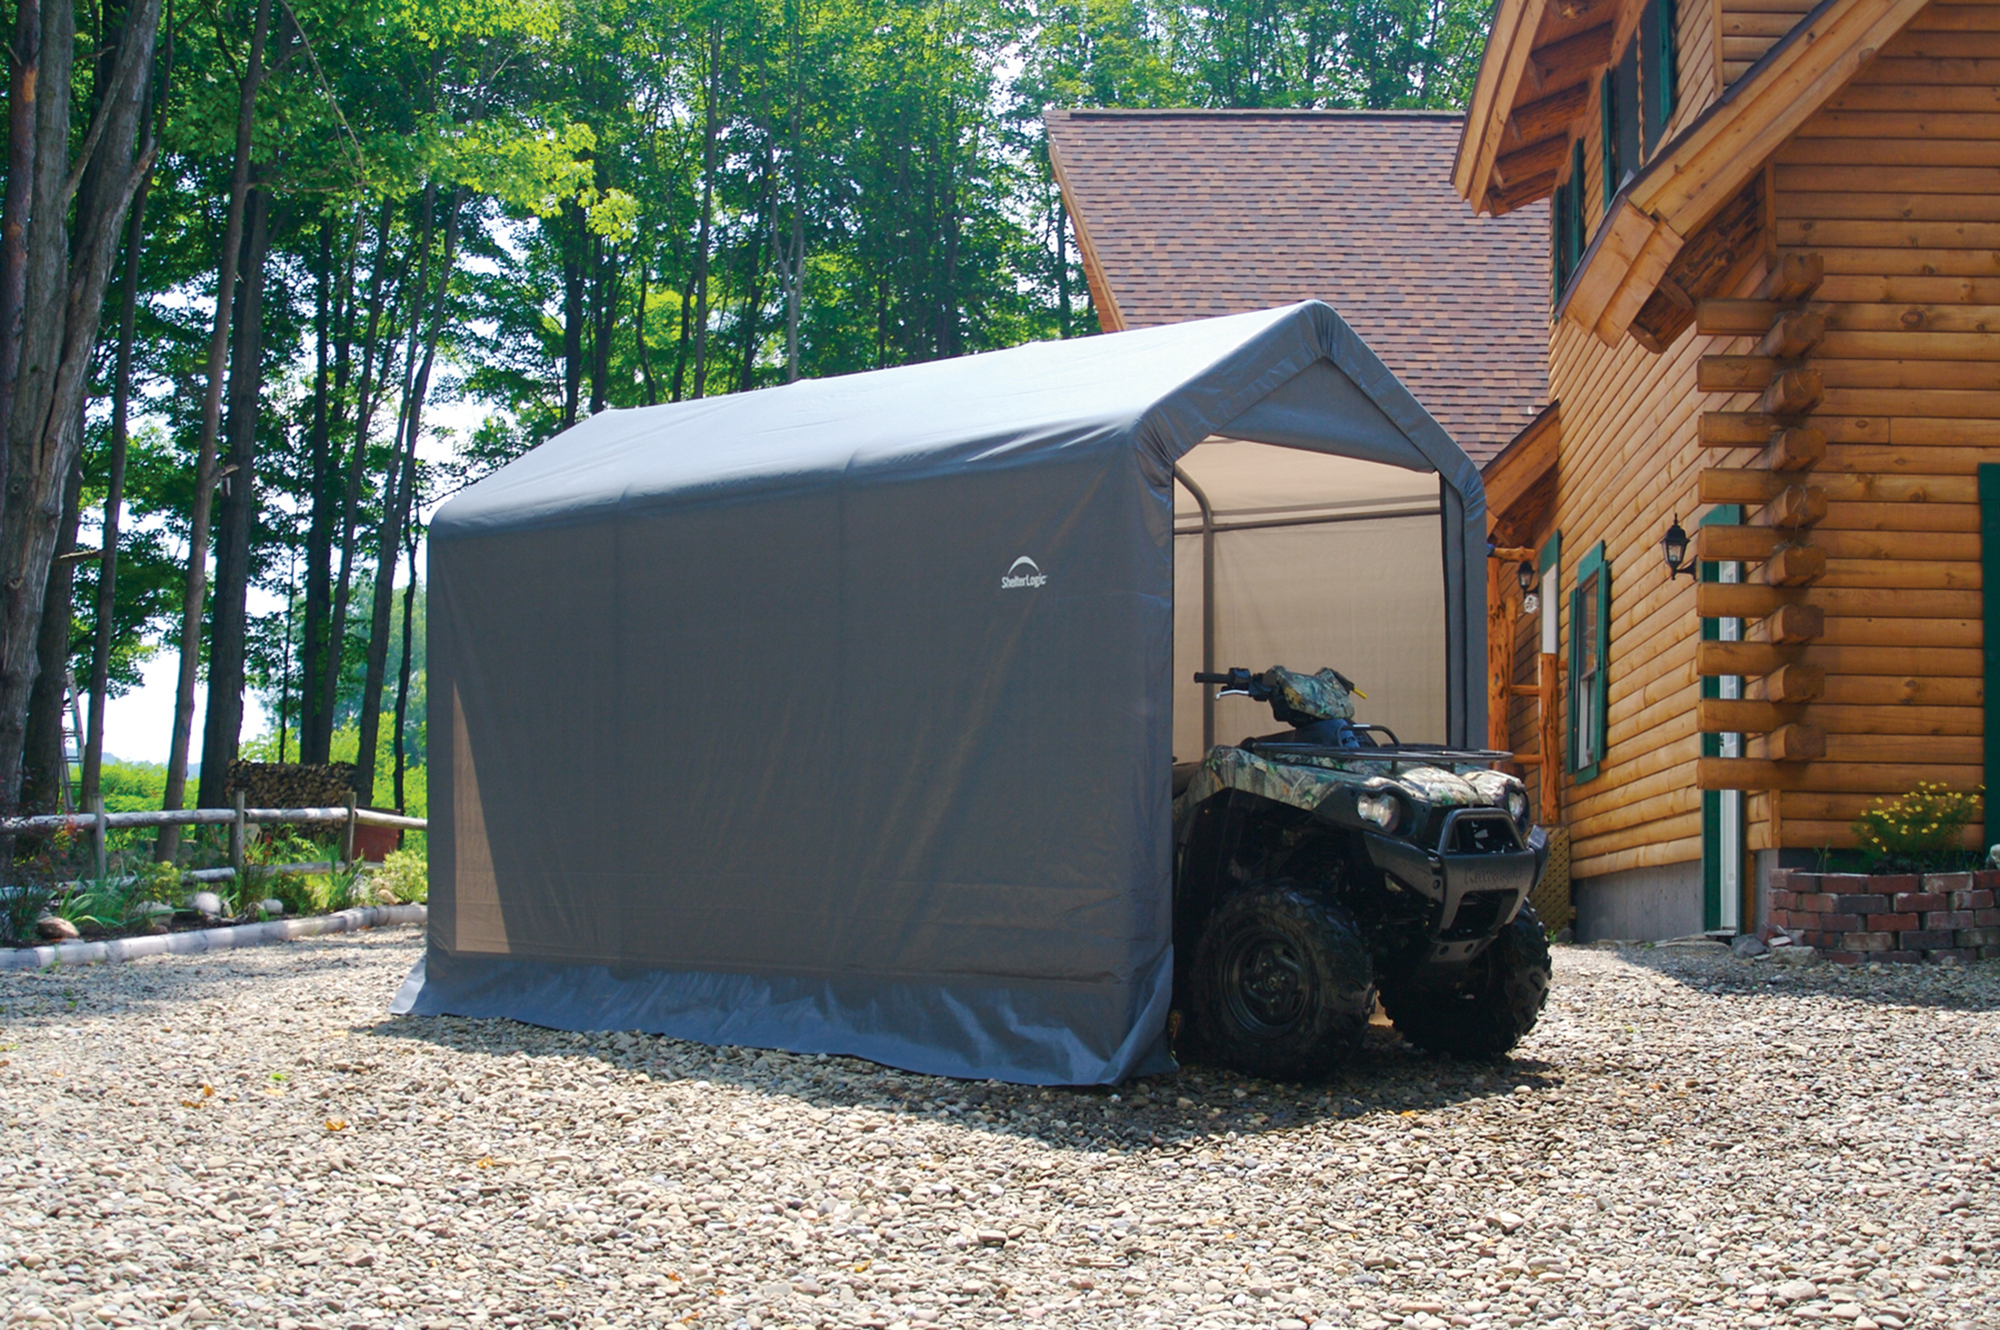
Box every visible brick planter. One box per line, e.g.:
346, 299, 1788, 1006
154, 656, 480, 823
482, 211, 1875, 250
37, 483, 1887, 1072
1769, 869, 2000, 965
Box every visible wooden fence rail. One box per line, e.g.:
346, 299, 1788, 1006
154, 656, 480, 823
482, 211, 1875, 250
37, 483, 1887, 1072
0, 799, 427, 881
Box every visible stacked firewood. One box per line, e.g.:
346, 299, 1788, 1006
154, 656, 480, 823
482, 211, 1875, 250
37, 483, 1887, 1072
225, 761, 358, 809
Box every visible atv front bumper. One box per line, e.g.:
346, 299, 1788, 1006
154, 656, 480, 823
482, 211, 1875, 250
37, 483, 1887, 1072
1361, 816, 1547, 967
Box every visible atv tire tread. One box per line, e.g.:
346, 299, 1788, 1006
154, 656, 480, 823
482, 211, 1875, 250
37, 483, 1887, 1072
1190, 884, 1375, 1081
1381, 907, 1553, 1060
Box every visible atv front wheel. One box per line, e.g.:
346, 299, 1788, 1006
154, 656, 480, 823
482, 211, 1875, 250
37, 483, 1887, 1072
1381, 907, 1552, 1060
1190, 885, 1375, 1080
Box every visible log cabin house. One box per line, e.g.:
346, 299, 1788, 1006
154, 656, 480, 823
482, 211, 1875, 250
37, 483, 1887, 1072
1459, 0, 2000, 939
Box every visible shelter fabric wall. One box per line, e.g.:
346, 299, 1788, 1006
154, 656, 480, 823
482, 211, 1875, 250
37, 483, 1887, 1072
1172, 515, 1447, 760
398, 302, 1489, 1084
420, 439, 1178, 1084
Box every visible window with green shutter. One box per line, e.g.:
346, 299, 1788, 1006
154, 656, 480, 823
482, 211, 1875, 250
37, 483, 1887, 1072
1568, 542, 1610, 782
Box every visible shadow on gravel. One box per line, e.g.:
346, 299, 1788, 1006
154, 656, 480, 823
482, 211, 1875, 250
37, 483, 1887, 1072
366, 1008, 1562, 1158
1598, 943, 2000, 1013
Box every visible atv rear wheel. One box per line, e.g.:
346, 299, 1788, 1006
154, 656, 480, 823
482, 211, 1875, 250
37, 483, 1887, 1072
1190, 885, 1374, 1080
1381, 906, 1552, 1060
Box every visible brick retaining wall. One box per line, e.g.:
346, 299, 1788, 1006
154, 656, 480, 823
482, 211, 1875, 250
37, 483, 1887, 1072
1768, 869, 2000, 965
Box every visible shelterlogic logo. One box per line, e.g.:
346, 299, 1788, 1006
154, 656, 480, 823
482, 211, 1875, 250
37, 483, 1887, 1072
1000, 556, 1048, 590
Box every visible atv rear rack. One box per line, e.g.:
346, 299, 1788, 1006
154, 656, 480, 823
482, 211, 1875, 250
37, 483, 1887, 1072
1246, 741, 1517, 765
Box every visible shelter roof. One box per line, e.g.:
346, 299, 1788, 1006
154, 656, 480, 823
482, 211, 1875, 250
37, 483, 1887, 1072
1044, 108, 1551, 464
437, 301, 1481, 542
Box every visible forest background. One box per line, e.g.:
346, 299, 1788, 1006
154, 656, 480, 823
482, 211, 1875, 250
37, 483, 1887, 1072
0, 0, 1489, 840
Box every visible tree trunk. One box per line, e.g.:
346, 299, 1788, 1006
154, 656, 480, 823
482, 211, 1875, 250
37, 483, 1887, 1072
1055, 194, 1070, 339
0, 0, 42, 487
634, 261, 657, 404
19, 448, 83, 813
669, 266, 694, 402
315, 201, 397, 764
355, 190, 459, 808
300, 216, 334, 764
157, 0, 269, 851
81, 54, 162, 812
391, 522, 416, 813
589, 232, 617, 416
0, 0, 163, 817
690, 21, 720, 399
196, 183, 271, 809
560, 198, 584, 428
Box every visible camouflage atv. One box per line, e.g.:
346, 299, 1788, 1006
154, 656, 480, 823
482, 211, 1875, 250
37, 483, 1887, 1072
1172, 666, 1553, 1079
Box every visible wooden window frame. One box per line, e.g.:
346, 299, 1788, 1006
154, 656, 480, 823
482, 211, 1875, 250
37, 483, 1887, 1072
1567, 541, 1610, 783
1700, 506, 1743, 933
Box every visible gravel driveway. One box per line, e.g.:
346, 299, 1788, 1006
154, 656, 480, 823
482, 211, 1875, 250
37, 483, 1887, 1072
2, 930, 1996, 1330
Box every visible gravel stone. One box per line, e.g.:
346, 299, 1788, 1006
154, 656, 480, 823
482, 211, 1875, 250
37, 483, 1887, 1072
2, 930, 1997, 1329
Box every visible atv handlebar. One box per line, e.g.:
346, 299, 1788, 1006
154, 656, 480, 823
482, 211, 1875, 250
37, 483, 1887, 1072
1193, 668, 1268, 698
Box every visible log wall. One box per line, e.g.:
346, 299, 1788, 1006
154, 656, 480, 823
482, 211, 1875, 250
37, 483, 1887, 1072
1543, 0, 1732, 880
1721, 0, 1820, 86
1534, 0, 1995, 882
1756, 0, 1995, 848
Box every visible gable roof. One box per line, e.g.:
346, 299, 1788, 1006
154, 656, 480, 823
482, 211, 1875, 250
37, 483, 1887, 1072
1045, 108, 1552, 464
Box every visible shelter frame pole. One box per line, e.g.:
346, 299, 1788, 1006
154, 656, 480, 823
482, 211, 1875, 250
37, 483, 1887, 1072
1174, 465, 1217, 753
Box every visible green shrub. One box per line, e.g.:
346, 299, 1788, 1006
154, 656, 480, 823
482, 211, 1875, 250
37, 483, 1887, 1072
1851, 782, 1983, 872
1, 883, 55, 945
129, 860, 183, 905
373, 848, 428, 905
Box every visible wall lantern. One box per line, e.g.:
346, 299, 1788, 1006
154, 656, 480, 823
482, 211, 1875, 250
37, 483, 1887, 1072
1661, 516, 1694, 580
1517, 560, 1539, 615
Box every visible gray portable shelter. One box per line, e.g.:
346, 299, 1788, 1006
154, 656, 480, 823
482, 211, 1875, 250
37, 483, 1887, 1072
394, 301, 1488, 1084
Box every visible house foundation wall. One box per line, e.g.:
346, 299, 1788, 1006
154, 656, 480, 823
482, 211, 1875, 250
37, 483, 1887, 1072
1573, 860, 1703, 942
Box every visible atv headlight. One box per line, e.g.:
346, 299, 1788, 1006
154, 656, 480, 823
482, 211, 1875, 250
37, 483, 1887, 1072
1356, 790, 1403, 833
1506, 787, 1531, 832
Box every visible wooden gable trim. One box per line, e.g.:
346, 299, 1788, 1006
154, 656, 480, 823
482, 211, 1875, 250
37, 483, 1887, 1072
1557, 0, 1931, 347
1455, 0, 1551, 208
1457, 0, 1641, 216
1045, 130, 1127, 333
1483, 401, 1562, 531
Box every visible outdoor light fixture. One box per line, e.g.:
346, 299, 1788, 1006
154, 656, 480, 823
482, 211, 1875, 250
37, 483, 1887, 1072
1517, 560, 1539, 614
1661, 516, 1694, 580
1504, 556, 1536, 612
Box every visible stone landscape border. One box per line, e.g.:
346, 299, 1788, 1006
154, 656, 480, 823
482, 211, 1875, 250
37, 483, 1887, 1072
1768, 868, 2000, 965
0, 904, 426, 971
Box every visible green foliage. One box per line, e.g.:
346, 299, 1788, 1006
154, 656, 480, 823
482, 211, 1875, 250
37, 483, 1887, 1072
1, 884, 57, 946
1851, 782, 1984, 872
373, 847, 430, 904
53, 0, 1489, 815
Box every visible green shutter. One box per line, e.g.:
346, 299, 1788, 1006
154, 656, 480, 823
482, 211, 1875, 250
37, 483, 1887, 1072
1571, 140, 1588, 265
1601, 71, 1618, 209
1569, 542, 1610, 784
1567, 579, 1584, 773
1659, 0, 1679, 128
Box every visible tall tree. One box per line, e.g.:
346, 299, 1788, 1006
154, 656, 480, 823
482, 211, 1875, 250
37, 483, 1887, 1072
195, 183, 274, 808
157, 0, 271, 845
0, 0, 166, 813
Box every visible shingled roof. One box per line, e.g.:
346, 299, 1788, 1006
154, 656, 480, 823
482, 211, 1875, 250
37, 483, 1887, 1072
1046, 108, 1550, 463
